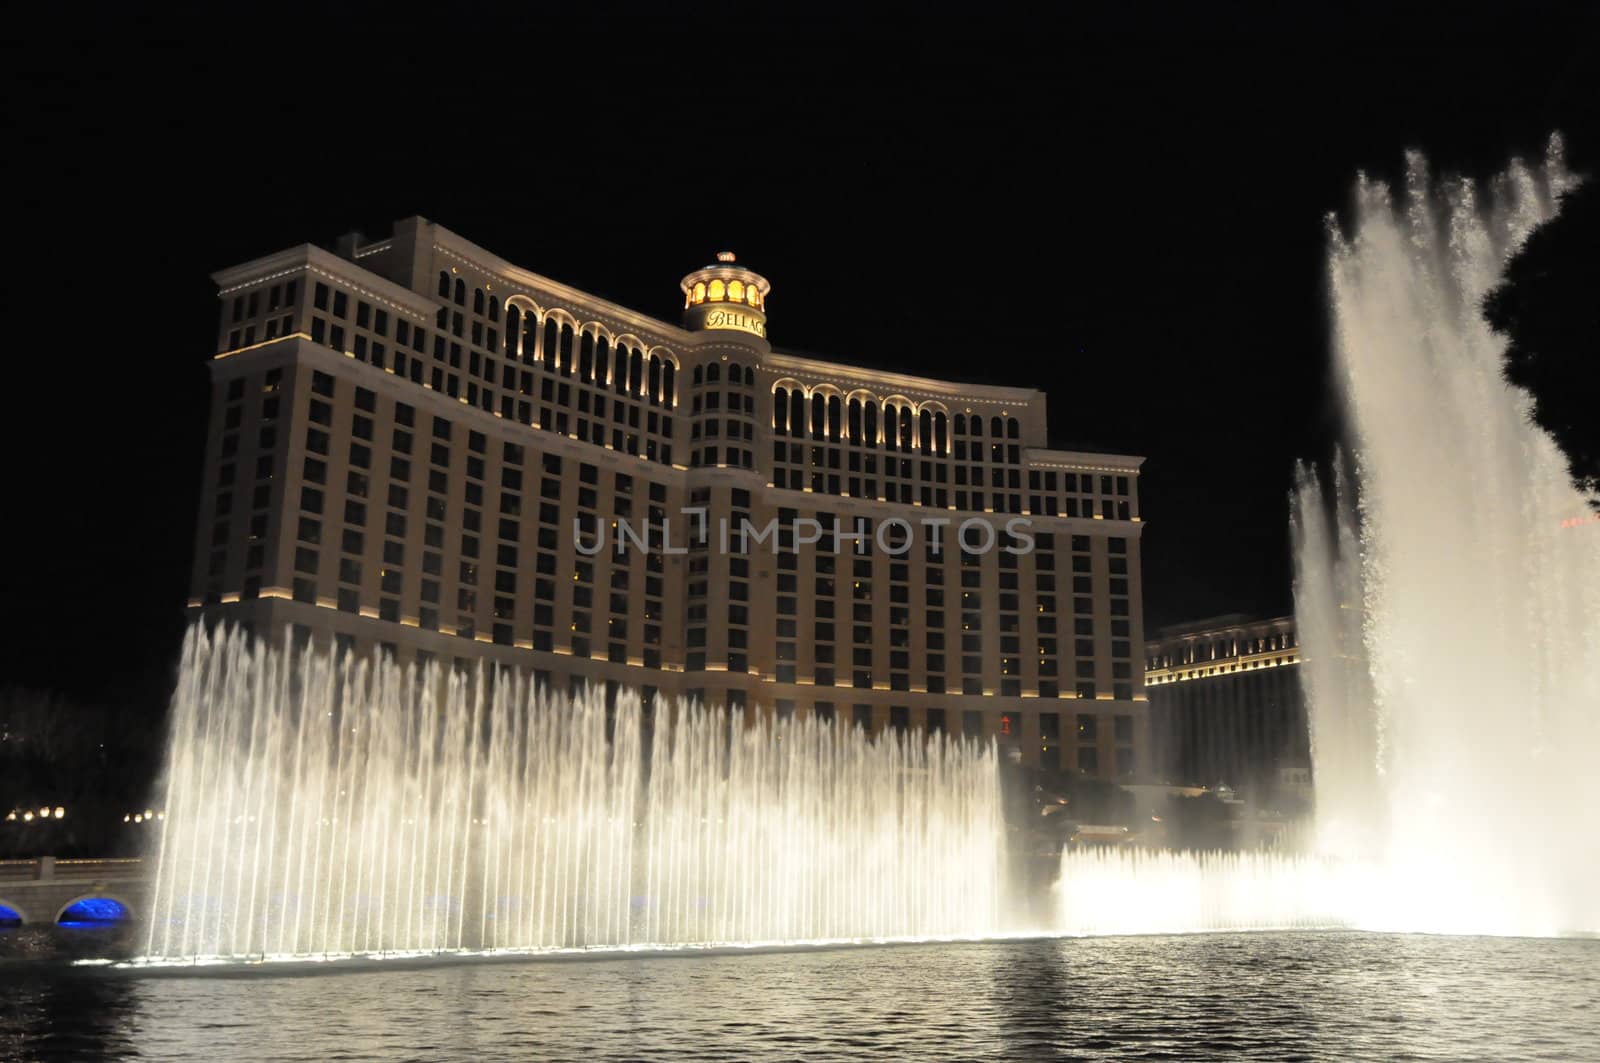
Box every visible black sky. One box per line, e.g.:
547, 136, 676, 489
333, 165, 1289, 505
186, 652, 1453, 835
4, 3, 1596, 715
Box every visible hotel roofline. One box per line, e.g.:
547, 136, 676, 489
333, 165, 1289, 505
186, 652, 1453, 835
1151, 613, 1293, 641
212, 244, 436, 322
212, 217, 1087, 416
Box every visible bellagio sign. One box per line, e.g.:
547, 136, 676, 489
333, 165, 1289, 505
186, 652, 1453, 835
702, 308, 766, 338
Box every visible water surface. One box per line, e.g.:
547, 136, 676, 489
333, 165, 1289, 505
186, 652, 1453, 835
2, 932, 1594, 1061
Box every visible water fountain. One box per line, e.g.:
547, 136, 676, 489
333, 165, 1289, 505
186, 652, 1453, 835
1057, 137, 1600, 937
140, 624, 1006, 963
142, 143, 1598, 957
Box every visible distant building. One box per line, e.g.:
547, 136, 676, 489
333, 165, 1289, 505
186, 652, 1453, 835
189, 217, 1152, 779
1143, 614, 1307, 796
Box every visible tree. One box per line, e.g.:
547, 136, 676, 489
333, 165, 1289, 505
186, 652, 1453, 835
1484, 178, 1600, 505
0, 687, 163, 857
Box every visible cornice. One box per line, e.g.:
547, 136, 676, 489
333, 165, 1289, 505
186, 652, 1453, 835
212, 244, 437, 322
762, 350, 1043, 408
1026, 449, 1145, 472
1147, 615, 1297, 649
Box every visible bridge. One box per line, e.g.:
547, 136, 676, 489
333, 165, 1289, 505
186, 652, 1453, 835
0, 857, 149, 926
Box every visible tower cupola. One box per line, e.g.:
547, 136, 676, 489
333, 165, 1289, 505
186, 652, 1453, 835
680, 252, 770, 342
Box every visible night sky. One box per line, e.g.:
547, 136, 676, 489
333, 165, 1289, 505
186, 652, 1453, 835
5, 4, 1596, 717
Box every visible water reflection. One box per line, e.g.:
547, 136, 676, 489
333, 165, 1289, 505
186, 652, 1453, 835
0, 968, 142, 1060
0, 934, 1594, 1061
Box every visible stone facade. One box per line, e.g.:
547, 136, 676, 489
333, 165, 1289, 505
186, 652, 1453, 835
192, 219, 1149, 778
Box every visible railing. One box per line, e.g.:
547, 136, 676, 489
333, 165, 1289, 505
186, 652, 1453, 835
0, 857, 145, 883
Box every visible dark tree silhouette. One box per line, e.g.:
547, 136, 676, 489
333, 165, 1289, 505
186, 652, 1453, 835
1484, 179, 1600, 505
0, 687, 164, 857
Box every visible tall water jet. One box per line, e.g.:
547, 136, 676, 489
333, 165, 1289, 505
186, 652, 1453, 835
141, 624, 1006, 963
1291, 457, 1381, 858
1056, 140, 1600, 938
1295, 137, 1600, 936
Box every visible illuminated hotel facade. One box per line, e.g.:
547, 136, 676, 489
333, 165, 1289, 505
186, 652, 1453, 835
1144, 614, 1308, 794
190, 217, 1149, 778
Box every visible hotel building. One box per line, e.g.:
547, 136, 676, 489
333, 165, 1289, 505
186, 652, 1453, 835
191, 218, 1148, 778
1144, 614, 1308, 794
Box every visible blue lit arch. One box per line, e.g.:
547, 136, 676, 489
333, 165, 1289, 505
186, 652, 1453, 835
57, 896, 132, 927
0, 900, 24, 927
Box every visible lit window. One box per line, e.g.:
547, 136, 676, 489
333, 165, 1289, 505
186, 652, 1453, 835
728, 280, 744, 302
692, 281, 706, 304
747, 285, 760, 306
708, 279, 725, 301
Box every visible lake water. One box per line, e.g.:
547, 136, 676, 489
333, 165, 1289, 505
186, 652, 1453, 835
1, 932, 1595, 1061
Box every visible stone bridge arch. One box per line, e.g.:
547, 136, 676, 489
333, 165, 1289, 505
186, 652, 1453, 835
55, 893, 136, 925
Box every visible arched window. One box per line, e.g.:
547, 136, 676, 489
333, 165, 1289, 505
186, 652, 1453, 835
900, 406, 914, 451
774, 387, 789, 433
595, 335, 611, 385
693, 281, 706, 303
727, 361, 742, 381
706, 362, 720, 384
454, 278, 467, 306
693, 365, 704, 386
437, 271, 450, 297
1007, 417, 1020, 439
579, 331, 594, 382
954, 413, 966, 436
746, 285, 759, 307
883, 403, 897, 450
745, 366, 755, 386
864, 401, 878, 445
729, 280, 745, 302
662, 361, 675, 408
505, 305, 522, 358
789, 389, 805, 437
920, 409, 933, 455
473, 288, 485, 315
630, 349, 644, 396
934, 412, 948, 455
523, 314, 539, 366
559, 324, 575, 376
488, 295, 500, 322
811, 393, 826, 438
828, 395, 842, 442
647, 354, 661, 404
543, 319, 558, 372
990, 415, 1003, 438
970, 416, 983, 437
847, 398, 862, 442
708, 279, 725, 301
